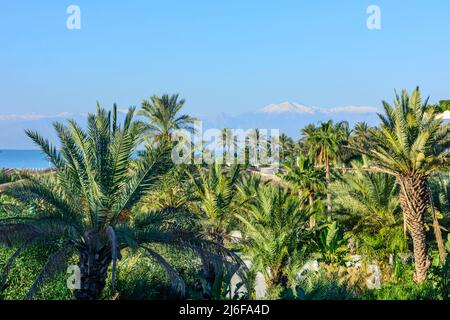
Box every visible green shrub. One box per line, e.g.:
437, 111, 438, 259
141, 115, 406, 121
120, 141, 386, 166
297, 271, 357, 300
0, 245, 72, 300
362, 281, 439, 300
1, 197, 73, 300
103, 246, 202, 300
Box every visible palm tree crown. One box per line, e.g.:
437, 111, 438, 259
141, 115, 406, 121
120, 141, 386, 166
236, 185, 311, 291
366, 88, 449, 175
303, 120, 346, 213
187, 164, 242, 245
139, 94, 197, 143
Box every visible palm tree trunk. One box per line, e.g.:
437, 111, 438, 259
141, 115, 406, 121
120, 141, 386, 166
308, 189, 316, 229
74, 246, 112, 300
433, 211, 446, 264
428, 185, 447, 264
266, 269, 288, 293
325, 157, 331, 214
199, 230, 224, 298
398, 174, 430, 283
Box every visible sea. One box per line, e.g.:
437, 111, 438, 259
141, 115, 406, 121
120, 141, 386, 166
0, 150, 52, 169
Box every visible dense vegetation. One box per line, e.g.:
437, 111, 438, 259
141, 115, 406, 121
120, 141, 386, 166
0, 88, 449, 300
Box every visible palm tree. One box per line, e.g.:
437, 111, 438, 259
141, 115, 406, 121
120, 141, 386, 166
352, 122, 370, 147
438, 100, 450, 113
186, 164, 242, 245
0, 105, 239, 299
348, 122, 372, 165
333, 159, 401, 230
279, 134, 294, 163
303, 121, 343, 213
335, 121, 353, 171
429, 175, 450, 263
331, 159, 406, 261
138, 165, 192, 212
246, 129, 267, 167
235, 185, 311, 293
236, 173, 263, 205
139, 94, 197, 143
430, 176, 450, 219
301, 123, 317, 138
219, 128, 239, 164
361, 87, 450, 282
282, 156, 325, 228
185, 163, 245, 296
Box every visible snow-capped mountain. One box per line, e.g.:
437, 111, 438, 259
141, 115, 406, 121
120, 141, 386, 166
259, 102, 378, 115
0, 103, 381, 149
201, 102, 380, 138
260, 102, 316, 114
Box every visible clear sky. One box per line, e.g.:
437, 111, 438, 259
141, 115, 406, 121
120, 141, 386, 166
0, 0, 449, 117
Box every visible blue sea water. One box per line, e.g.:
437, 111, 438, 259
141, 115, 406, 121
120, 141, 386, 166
0, 150, 52, 169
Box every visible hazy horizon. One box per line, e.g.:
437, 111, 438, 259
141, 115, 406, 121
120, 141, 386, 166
1, 1, 450, 147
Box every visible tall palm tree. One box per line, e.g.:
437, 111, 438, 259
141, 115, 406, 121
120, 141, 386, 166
303, 121, 343, 213
348, 122, 372, 164
246, 129, 267, 167
429, 175, 450, 263
185, 163, 245, 296
335, 121, 353, 171
352, 122, 370, 145
282, 156, 325, 228
235, 186, 311, 293
0, 105, 239, 299
279, 134, 295, 163
139, 94, 197, 143
361, 87, 450, 282
219, 128, 239, 164
301, 123, 317, 138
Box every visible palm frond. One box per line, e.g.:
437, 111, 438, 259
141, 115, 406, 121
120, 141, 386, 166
141, 245, 186, 296
0, 240, 33, 291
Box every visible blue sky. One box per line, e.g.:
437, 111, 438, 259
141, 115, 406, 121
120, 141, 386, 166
0, 0, 449, 118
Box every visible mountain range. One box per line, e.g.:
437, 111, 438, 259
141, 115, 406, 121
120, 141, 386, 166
199, 102, 381, 138
0, 102, 387, 149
